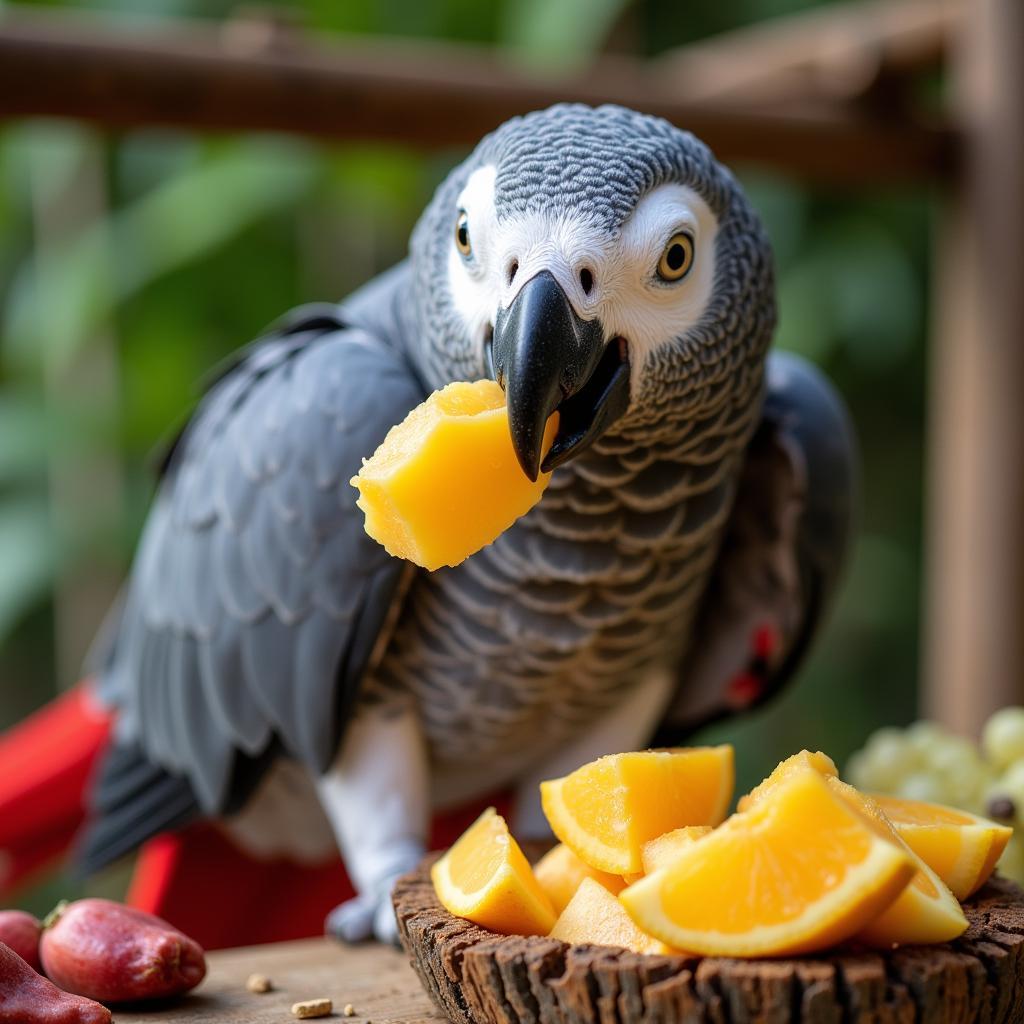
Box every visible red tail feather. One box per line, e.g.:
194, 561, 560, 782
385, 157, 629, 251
128, 796, 509, 950
0, 684, 113, 896
2, 684, 508, 951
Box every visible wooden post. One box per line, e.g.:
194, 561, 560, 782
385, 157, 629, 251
922, 0, 1024, 733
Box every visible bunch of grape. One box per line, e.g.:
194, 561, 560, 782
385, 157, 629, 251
847, 707, 1024, 884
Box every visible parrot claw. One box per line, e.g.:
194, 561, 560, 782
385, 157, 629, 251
326, 893, 379, 943
325, 869, 409, 946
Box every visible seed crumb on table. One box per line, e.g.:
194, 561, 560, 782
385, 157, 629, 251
246, 972, 273, 993
343, 1004, 356, 1016
291, 997, 333, 1019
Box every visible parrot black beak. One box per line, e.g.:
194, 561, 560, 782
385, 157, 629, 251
490, 270, 631, 482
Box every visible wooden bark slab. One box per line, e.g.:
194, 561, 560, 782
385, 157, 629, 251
394, 861, 1024, 1024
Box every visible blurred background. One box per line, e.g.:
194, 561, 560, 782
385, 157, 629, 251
0, 0, 1020, 914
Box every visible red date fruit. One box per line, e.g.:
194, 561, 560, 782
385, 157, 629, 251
40, 899, 206, 1003
0, 911, 42, 972
0, 940, 111, 1023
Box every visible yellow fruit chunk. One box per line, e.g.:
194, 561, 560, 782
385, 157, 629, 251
620, 767, 915, 957
737, 750, 838, 812
351, 380, 557, 571
641, 826, 713, 875
872, 794, 1012, 901
549, 878, 670, 954
540, 747, 734, 875
826, 779, 968, 946
533, 844, 625, 915
622, 827, 713, 884
431, 807, 556, 935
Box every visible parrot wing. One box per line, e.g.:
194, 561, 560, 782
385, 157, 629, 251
655, 350, 858, 740
77, 305, 424, 873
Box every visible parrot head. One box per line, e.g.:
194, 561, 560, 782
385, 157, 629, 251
409, 104, 775, 481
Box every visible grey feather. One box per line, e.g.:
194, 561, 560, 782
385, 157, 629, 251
656, 350, 857, 739
86, 313, 423, 861
76, 743, 199, 876
197, 629, 270, 755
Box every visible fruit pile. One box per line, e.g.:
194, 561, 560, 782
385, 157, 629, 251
0, 898, 205, 1021
432, 747, 1013, 958
849, 707, 1024, 884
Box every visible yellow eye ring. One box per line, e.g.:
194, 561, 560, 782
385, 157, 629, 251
657, 233, 694, 281
455, 209, 472, 257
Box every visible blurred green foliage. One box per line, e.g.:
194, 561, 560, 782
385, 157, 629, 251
1, 0, 933, 912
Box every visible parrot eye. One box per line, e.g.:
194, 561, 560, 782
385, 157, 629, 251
455, 209, 472, 258
657, 232, 694, 282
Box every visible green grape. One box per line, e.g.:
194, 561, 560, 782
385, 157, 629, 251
995, 837, 1024, 885
930, 738, 986, 807
905, 721, 949, 761
939, 769, 985, 810
845, 750, 876, 790
986, 761, 1024, 821
966, 764, 999, 816
897, 772, 948, 804
982, 707, 1024, 769
930, 736, 981, 774
850, 728, 918, 791
868, 726, 911, 749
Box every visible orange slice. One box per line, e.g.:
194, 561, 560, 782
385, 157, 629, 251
825, 779, 968, 946
540, 747, 734, 875
620, 767, 915, 957
431, 807, 556, 935
549, 878, 670, 954
872, 794, 1012, 900
737, 750, 838, 812
533, 843, 625, 915
351, 380, 557, 571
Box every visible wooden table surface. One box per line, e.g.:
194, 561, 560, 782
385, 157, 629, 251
116, 938, 444, 1024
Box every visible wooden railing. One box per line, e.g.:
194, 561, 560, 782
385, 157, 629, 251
0, 4, 954, 184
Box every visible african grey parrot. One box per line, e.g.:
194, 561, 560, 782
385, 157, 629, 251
79, 104, 855, 943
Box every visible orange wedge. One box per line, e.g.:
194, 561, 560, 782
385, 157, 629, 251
825, 779, 968, 946
622, 827, 713, 884
873, 794, 1012, 900
549, 878, 670, 954
351, 380, 557, 571
620, 767, 915, 957
540, 747, 734, 875
431, 808, 556, 935
737, 750, 838, 812
533, 844, 625, 915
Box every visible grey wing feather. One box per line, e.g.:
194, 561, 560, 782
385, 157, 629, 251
83, 309, 423, 865
656, 350, 858, 739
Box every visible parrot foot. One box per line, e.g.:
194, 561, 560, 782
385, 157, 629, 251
325, 843, 424, 946
326, 889, 401, 945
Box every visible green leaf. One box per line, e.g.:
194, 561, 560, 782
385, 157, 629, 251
499, 0, 631, 70
114, 140, 317, 296
2, 138, 318, 372
0, 498, 56, 646
0, 393, 51, 480
737, 172, 808, 272
776, 260, 837, 363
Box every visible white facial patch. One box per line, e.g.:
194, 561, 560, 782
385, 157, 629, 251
447, 168, 719, 393
603, 184, 719, 367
